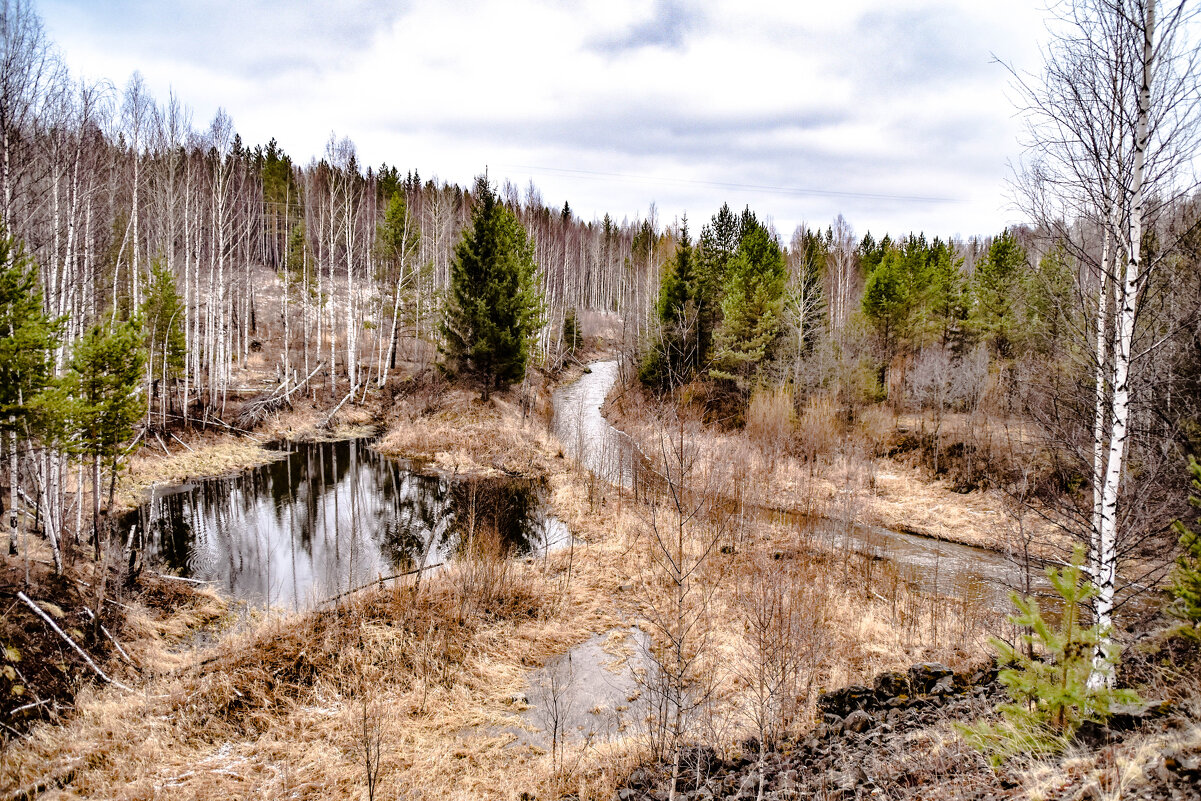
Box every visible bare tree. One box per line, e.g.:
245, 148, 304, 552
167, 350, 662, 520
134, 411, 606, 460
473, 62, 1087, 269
634, 409, 728, 801
1012, 0, 1201, 684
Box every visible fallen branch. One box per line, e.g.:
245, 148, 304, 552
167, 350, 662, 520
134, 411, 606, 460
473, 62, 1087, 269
17, 592, 132, 692
321, 387, 356, 429
316, 561, 445, 608
169, 432, 195, 452
236, 361, 325, 428
151, 572, 214, 585
82, 608, 135, 666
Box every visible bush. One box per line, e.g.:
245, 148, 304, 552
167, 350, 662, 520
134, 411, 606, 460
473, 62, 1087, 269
1169, 456, 1201, 639
958, 547, 1137, 765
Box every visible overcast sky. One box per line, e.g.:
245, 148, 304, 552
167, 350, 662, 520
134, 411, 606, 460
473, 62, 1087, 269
40, 0, 1052, 240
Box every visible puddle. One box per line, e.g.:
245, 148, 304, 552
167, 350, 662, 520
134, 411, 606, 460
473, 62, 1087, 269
503, 626, 650, 750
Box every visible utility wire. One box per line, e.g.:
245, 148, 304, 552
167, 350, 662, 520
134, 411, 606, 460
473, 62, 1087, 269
498, 163, 960, 204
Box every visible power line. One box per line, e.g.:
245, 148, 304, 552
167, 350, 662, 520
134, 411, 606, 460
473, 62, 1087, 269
498, 163, 960, 204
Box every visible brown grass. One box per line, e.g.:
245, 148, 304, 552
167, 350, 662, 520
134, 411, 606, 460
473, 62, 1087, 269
1, 366, 1018, 800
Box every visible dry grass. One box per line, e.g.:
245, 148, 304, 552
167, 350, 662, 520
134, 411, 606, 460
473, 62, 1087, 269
606, 382, 1069, 557
1, 367, 1018, 801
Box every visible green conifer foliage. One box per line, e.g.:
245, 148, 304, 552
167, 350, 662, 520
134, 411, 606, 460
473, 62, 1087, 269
640, 225, 700, 391
710, 221, 787, 393
1168, 457, 1201, 638
440, 177, 543, 398
67, 321, 148, 498
0, 231, 63, 557
972, 229, 1029, 358
0, 234, 61, 435
959, 547, 1137, 764
562, 307, 582, 353
141, 260, 186, 416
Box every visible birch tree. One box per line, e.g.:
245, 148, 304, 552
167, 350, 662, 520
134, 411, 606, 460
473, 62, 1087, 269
1013, 0, 1201, 685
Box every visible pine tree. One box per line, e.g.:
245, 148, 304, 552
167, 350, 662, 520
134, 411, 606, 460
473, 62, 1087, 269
959, 546, 1137, 764
440, 176, 543, 399
1169, 457, 1201, 638
0, 232, 62, 557
972, 229, 1029, 358
140, 260, 186, 425
66, 321, 147, 557
925, 237, 967, 352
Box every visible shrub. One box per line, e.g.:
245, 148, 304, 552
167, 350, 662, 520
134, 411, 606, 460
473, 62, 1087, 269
958, 546, 1137, 765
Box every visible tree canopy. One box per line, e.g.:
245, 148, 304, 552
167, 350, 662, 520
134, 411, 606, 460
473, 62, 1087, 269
440, 176, 543, 397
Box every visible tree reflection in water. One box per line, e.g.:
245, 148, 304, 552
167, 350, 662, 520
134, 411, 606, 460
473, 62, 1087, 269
122, 439, 568, 610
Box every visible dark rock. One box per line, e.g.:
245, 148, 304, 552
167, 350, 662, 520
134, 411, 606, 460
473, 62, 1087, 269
908, 662, 953, 694
931, 675, 955, 695
885, 694, 910, 708
818, 685, 875, 716
1109, 699, 1174, 730
873, 670, 909, 699
844, 709, 873, 733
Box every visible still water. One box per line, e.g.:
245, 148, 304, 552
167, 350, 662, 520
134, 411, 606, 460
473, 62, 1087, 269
125, 439, 567, 610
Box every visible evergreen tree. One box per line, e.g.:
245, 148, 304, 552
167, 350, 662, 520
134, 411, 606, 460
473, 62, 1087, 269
440, 176, 543, 399
66, 320, 147, 557
972, 229, 1029, 358
710, 220, 788, 393
640, 222, 700, 391
140, 260, 186, 424
694, 204, 742, 365
861, 246, 911, 359
0, 232, 62, 556
1169, 457, 1201, 638
959, 547, 1136, 764
563, 307, 582, 354
1022, 243, 1075, 357
925, 237, 967, 351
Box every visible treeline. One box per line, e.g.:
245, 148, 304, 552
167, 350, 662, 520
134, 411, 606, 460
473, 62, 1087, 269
0, 0, 677, 569
637, 197, 1200, 525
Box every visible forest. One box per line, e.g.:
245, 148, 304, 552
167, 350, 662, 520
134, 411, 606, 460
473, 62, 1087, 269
2, 0, 1201, 799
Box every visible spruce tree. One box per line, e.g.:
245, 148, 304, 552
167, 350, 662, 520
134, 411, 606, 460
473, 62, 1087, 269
440, 177, 543, 399
0, 232, 62, 557
710, 220, 788, 393
640, 223, 699, 391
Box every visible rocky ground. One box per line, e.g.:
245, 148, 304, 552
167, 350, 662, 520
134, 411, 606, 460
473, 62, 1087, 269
616, 659, 1201, 801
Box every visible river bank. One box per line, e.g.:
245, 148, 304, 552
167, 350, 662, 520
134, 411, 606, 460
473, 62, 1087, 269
1, 359, 1011, 800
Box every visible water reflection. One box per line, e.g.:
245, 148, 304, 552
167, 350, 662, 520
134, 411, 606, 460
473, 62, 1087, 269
551, 360, 642, 488
123, 439, 568, 610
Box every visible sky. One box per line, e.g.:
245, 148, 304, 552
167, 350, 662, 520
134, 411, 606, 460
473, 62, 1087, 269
39, 0, 1053, 241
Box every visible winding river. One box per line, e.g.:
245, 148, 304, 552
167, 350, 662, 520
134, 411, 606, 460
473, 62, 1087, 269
550, 359, 1060, 613
128, 358, 1129, 616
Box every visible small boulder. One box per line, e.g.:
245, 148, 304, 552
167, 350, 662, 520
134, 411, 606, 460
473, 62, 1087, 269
844, 709, 873, 733
908, 662, 953, 694
931, 675, 955, 696
818, 685, 875, 716
873, 670, 909, 699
